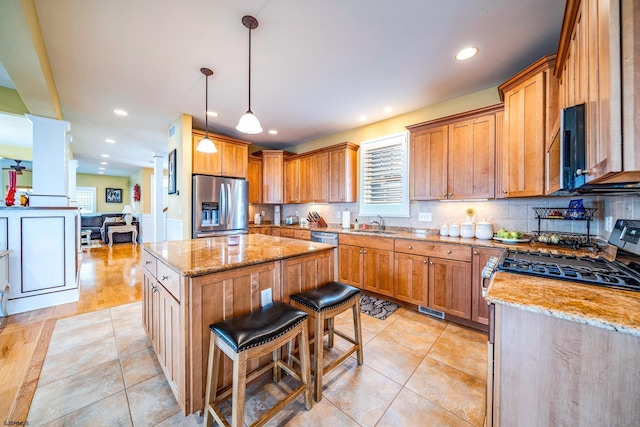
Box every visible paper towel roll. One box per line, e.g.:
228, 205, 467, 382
342, 211, 351, 229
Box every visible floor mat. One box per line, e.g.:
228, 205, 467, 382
360, 294, 399, 320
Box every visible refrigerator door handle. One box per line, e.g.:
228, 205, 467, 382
227, 183, 232, 226
220, 183, 226, 226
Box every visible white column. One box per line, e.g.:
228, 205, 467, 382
67, 159, 78, 206
26, 114, 71, 207
153, 155, 164, 242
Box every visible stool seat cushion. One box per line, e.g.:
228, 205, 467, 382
290, 281, 360, 313
210, 301, 308, 353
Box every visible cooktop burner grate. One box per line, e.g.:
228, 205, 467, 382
498, 250, 640, 291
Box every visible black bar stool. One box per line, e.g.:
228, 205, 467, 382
289, 281, 363, 402
203, 301, 312, 427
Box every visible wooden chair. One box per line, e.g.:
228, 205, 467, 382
203, 301, 312, 427
289, 281, 363, 402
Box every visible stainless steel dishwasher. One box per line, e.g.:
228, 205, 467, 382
310, 231, 338, 245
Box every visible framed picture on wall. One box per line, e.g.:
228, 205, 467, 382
168, 148, 177, 195
106, 188, 122, 203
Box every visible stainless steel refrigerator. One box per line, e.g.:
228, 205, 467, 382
192, 175, 249, 238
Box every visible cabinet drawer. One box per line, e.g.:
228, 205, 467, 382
142, 250, 157, 278
339, 234, 394, 251
157, 261, 181, 301
394, 240, 471, 262
294, 229, 310, 240
280, 228, 295, 238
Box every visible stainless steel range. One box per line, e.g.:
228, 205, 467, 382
484, 219, 640, 293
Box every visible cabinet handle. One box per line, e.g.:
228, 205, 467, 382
423, 260, 427, 264
152, 286, 158, 293
429, 261, 434, 265
408, 245, 413, 250
144, 260, 152, 265
442, 194, 447, 198
473, 251, 478, 255
161, 275, 169, 281
503, 190, 508, 194
576, 168, 592, 176
363, 250, 367, 254
447, 250, 451, 254
448, 193, 453, 197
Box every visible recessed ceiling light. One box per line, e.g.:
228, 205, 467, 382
359, 115, 367, 122
456, 47, 479, 61
98, 171, 104, 174
101, 154, 110, 158
105, 138, 115, 143
100, 161, 108, 165
99, 167, 105, 170
384, 106, 393, 113
269, 130, 278, 135
206, 111, 218, 117
113, 109, 128, 116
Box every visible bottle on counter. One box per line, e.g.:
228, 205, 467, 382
354, 218, 359, 230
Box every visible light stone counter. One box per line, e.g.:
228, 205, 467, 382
486, 271, 640, 336
143, 233, 335, 277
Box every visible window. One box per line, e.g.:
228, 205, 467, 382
359, 132, 409, 217
76, 186, 96, 213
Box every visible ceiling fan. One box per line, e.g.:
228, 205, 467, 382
10, 160, 26, 175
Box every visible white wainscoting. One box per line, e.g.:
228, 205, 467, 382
166, 218, 183, 241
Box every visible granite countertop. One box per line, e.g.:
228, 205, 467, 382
143, 234, 335, 278
251, 223, 606, 258
486, 271, 640, 336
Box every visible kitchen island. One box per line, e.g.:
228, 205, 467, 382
142, 234, 335, 415
485, 272, 640, 426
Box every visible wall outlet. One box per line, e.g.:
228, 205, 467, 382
177, 205, 182, 215
337, 211, 341, 219
261, 288, 272, 307
261, 210, 265, 216
419, 212, 432, 222
605, 216, 613, 232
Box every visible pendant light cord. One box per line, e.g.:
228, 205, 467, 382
247, 26, 252, 113
205, 72, 209, 138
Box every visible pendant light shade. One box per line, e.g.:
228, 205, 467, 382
236, 15, 263, 134
197, 67, 218, 153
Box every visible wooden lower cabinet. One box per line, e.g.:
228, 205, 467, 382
337, 235, 394, 296
362, 248, 394, 297
471, 247, 503, 325
338, 244, 362, 287
428, 258, 472, 319
281, 250, 334, 302
394, 252, 429, 306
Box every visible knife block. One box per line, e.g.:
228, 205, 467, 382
310, 217, 328, 227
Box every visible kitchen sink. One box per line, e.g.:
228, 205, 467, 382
352, 229, 397, 235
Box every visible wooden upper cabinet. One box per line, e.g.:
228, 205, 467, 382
284, 158, 301, 203
555, 0, 640, 183
311, 152, 329, 202
192, 131, 249, 178
328, 143, 358, 203
298, 156, 313, 203
408, 105, 502, 201
499, 55, 558, 198
495, 111, 507, 198
247, 156, 262, 204
410, 125, 448, 200
260, 150, 286, 204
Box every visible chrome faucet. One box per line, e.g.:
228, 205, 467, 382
370, 215, 385, 231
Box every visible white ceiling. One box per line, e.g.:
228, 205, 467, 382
5, 0, 566, 176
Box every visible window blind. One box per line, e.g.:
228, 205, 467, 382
363, 143, 403, 204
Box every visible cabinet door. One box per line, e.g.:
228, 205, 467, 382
448, 115, 495, 199
410, 126, 448, 200
158, 284, 182, 402
503, 72, 545, 197
284, 158, 300, 203
280, 228, 295, 238
495, 110, 507, 198
142, 272, 159, 348
471, 247, 503, 325
247, 157, 262, 204
394, 252, 428, 306
312, 152, 329, 202
329, 145, 358, 203
428, 258, 472, 319
221, 142, 248, 178
362, 248, 394, 297
298, 156, 312, 203
262, 152, 283, 204
338, 244, 362, 288
192, 135, 222, 175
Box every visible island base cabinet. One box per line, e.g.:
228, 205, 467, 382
428, 258, 472, 319
282, 251, 334, 302
491, 304, 640, 426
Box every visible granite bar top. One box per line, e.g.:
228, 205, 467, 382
143, 234, 335, 278
486, 271, 640, 336
251, 224, 606, 258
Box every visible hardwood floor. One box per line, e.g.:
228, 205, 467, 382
0, 242, 142, 422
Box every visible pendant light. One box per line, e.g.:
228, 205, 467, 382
236, 15, 263, 134
197, 67, 217, 153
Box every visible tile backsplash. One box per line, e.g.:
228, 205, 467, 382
250, 194, 640, 241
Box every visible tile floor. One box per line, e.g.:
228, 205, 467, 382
28, 301, 488, 426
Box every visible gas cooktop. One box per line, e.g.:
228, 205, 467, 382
498, 250, 640, 291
